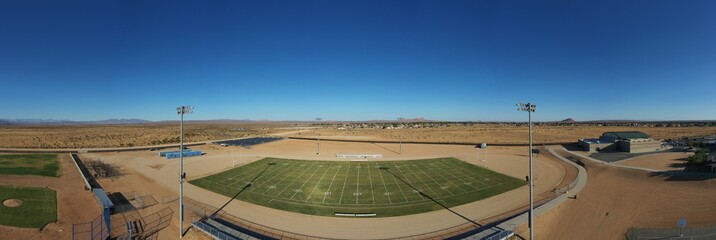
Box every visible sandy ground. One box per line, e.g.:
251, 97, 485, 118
84, 139, 570, 239
616, 152, 692, 171
3, 123, 716, 148
292, 125, 716, 145
0, 154, 101, 239
516, 149, 716, 240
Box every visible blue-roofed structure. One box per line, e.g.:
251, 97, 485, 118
91, 188, 113, 236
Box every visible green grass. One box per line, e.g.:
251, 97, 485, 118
0, 154, 59, 177
0, 185, 57, 228
190, 157, 526, 217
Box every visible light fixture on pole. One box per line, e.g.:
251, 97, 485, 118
517, 102, 536, 240
315, 118, 322, 155
176, 105, 193, 239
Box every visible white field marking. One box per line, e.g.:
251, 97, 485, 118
436, 159, 491, 188
423, 163, 470, 193
321, 162, 344, 203
392, 161, 425, 200
388, 163, 410, 202
356, 162, 360, 205
253, 161, 302, 193
352, 192, 362, 196
264, 160, 308, 196
306, 162, 335, 201
399, 161, 440, 200
293, 189, 303, 192
323, 192, 331, 195
290, 163, 324, 200
366, 162, 376, 204
414, 164, 455, 195
271, 161, 317, 202
338, 162, 352, 204
243, 160, 294, 193
268, 185, 276, 189
261, 162, 309, 194
375, 163, 393, 204
401, 162, 441, 198
393, 163, 425, 202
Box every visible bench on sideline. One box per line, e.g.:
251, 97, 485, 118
336, 153, 383, 159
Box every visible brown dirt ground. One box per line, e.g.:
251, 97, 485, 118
291, 125, 716, 144
0, 154, 101, 240
84, 139, 571, 239
616, 152, 693, 171
1, 124, 715, 149
0, 123, 286, 149
515, 149, 716, 240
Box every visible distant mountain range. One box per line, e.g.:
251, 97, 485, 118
0, 118, 151, 125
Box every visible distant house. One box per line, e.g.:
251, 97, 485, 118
578, 131, 661, 153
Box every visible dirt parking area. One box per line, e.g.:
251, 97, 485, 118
616, 152, 692, 171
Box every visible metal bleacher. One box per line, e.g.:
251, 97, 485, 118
192, 218, 278, 240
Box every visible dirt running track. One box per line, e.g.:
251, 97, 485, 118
0, 154, 101, 239
516, 149, 716, 239
85, 139, 571, 239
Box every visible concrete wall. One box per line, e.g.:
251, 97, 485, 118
577, 140, 615, 153
619, 140, 662, 153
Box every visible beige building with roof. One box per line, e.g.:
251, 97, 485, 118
578, 131, 662, 153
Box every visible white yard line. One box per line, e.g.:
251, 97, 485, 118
321, 164, 344, 203
367, 162, 376, 204
356, 164, 360, 205
376, 163, 393, 204
389, 163, 410, 202
402, 162, 441, 198
415, 165, 455, 195
338, 162, 352, 204
306, 163, 334, 201
270, 162, 317, 203
393, 162, 425, 200
290, 163, 324, 200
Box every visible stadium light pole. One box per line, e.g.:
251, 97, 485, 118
177, 105, 193, 239
517, 103, 536, 240
316, 118, 322, 155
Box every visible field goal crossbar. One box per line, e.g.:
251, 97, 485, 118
336, 153, 383, 159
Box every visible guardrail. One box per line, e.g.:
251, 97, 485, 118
192, 220, 239, 240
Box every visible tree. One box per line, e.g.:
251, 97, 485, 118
686, 149, 708, 166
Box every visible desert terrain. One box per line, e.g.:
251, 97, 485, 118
0, 123, 287, 149
295, 124, 716, 144
1, 123, 715, 149
516, 148, 716, 239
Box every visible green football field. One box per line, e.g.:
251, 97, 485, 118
190, 157, 525, 217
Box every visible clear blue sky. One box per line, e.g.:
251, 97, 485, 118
1, 1, 715, 122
